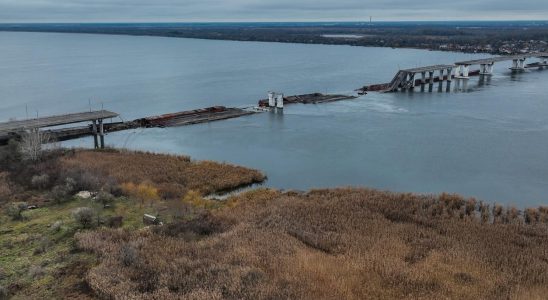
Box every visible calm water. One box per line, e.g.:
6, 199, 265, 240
1, 32, 548, 206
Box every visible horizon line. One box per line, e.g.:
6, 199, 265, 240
1, 19, 548, 25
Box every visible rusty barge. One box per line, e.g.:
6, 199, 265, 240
258, 93, 357, 107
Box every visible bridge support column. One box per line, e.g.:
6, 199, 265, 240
438, 69, 444, 81
511, 59, 526, 72
99, 119, 105, 149
480, 64, 487, 74
480, 63, 494, 75
462, 65, 470, 78
428, 71, 434, 84
454, 65, 461, 78
92, 120, 99, 149
447, 68, 453, 82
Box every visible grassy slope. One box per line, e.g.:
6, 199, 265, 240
0, 196, 155, 299
0, 149, 266, 299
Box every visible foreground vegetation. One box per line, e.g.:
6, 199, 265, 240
77, 189, 548, 299
1, 145, 547, 299
0, 146, 264, 299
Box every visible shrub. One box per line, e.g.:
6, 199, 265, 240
505, 207, 520, 224
50, 177, 78, 204
28, 265, 45, 279
50, 185, 69, 204
479, 201, 490, 223
31, 174, 50, 190
154, 211, 230, 239
0, 139, 22, 168
492, 204, 504, 223
70, 170, 101, 191
182, 190, 216, 209
34, 237, 52, 255
96, 190, 115, 208
106, 216, 123, 228
464, 198, 477, 217
6, 202, 28, 220
51, 220, 63, 232
119, 243, 138, 267
524, 208, 539, 225
121, 182, 160, 207
72, 207, 97, 229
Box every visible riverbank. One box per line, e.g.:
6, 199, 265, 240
1, 147, 547, 299
1, 22, 547, 55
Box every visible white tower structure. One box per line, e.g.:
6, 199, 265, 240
276, 94, 284, 109
268, 92, 276, 107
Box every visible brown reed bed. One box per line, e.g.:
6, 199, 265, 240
76, 188, 548, 300
59, 149, 266, 198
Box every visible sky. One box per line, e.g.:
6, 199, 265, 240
0, 0, 547, 23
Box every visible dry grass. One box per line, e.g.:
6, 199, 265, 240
59, 149, 266, 198
76, 188, 548, 300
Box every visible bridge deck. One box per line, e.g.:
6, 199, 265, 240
402, 65, 455, 73
0, 110, 118, 133
455, 52, 548, 66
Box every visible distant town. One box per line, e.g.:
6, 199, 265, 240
1, 21, 548, 55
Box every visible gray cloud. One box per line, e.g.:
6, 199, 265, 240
0, 0, 547, 22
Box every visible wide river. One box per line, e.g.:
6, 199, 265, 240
1, 32, 547, 206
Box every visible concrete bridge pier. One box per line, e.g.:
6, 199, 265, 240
480, 63, 494, 75
91, 119, 106, 149
427, 71, 434, 92
446, 68, 453, 92
462, 65, 470, 79
420, 72, 426, 91
92, 120, 99, 149
455, 65, 470, 79
437, 69, 445, 91
409, 73, 416, 91
511, 58, 526, 72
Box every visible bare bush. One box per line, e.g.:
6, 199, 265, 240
31, 174, 50, 190
19, 128, 50, 161
72, 207, 97, 229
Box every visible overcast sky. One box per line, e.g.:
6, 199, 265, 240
1, 0, 547, 23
